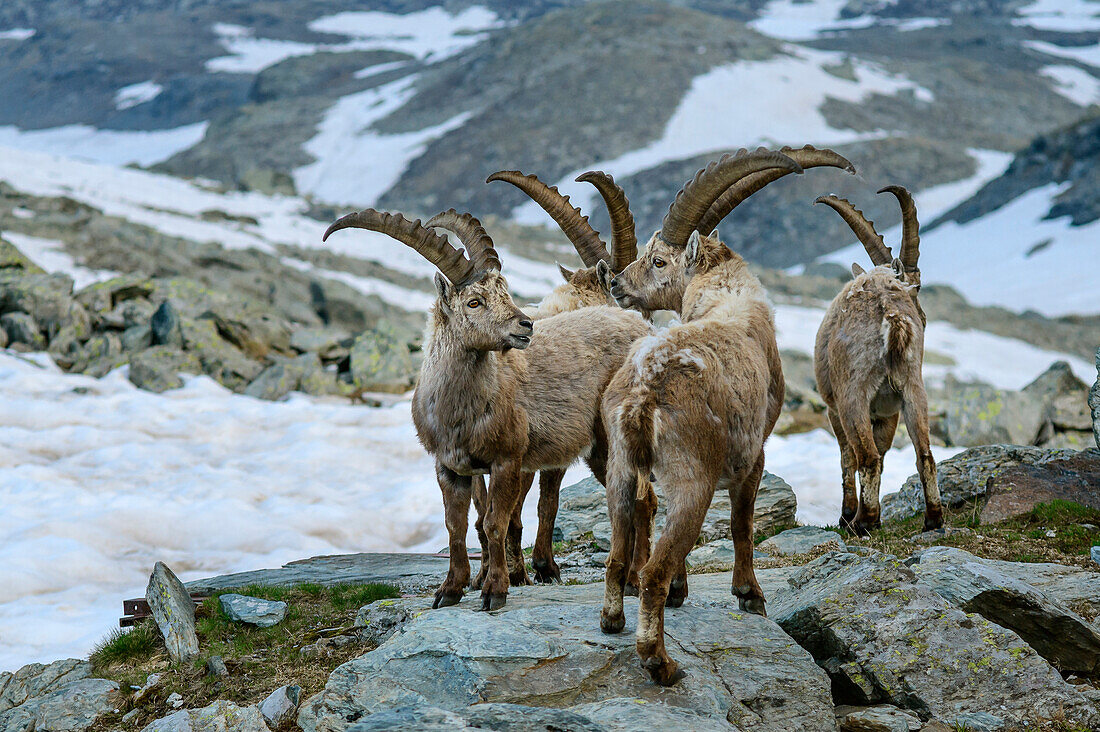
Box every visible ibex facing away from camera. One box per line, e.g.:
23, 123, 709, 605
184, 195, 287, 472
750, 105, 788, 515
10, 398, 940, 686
481, 168, 656, 588
324, 208, 651, 611
812, 186, 942, 534
599, 149, 803, 686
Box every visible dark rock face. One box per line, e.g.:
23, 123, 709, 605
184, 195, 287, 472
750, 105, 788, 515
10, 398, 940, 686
912, 546, 1100, 676
771, 552, 1098, 728
880, 444, 1096, 524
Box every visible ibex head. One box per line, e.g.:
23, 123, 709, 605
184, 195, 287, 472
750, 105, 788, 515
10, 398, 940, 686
488, 169, 637, 306
813, 185, 922, 291
609, 148, 812, 315
323, 208, 533, 351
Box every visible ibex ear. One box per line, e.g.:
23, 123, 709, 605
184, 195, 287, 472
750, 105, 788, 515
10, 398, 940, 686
686, 230, 703, 265
596, 260, 613, 292
557, 263, 575, 282
434, 272, 453, 314
891, 257, 904, 278
851, 262, 866, 277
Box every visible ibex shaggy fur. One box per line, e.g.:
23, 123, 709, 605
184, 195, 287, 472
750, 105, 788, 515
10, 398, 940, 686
324, 208, 649, 610
484, 169, 655, 588
812, 186, 942, 533
598, 149, 801, 686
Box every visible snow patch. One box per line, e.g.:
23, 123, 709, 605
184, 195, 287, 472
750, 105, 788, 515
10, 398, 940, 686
2, 232, 118, 290
114, 81, 164, 111
1014, 0, 1100, 32
0, 123, 208, 167
514, 47, 934, 225
1026, 39, 1100, 69
1040, 64, 1100, 105
750, 0, 874, 40
0, 28, 35, 41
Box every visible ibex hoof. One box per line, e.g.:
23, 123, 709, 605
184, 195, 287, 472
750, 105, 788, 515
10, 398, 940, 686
479, 593, 507, 612
642, 657, 685, 687
600, 610, 626, 634
666, 577, 688, 607
509, 568, 534, 587
923, 513, 944, 531
623, 582, 639, 597
532, 559, 561, 584
432, 590, 463, 609
738, 596, 767, 617
665, 594, 685, 608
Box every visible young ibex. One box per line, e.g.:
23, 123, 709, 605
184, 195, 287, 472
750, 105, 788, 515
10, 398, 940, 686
483, 169, 655, 588
812, 186, 942, 534
598, 149, 802, 686
324, 208, 652, 611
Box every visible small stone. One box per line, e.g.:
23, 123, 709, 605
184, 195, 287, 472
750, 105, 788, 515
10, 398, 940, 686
123, 709, 140, 722
758, 526, 846, 556
947, 711, 1006, 731
354, 598, 413, 647
219, 593, 287, 628
150, 301, 182, 347
259, 684, 301, 726
140, 700, 267, 732
205, 656, 228, 678
145, 562, 200, 663
686, 539, 766, 569
841, 704, 922, 732
1, 311, 45, 349
1045, 529, 1056, 538
133, 672, 162, 703
166, 692, 184, 709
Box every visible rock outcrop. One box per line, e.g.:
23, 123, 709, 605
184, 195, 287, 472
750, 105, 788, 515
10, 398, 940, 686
771, 552, 1098, 728
0, 658, 117, 731
298, 579, 837, 732
140, 699, 268, 732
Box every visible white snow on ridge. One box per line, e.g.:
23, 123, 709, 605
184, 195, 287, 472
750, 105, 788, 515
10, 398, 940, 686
206, 7, 500, 74
294, 76, 474, 208
0, 145, 563, 304
1040, 64, 1100, 105
514, 47, 934, 225
750, 0, 874, 40
1014, 0, 1100, 32
2, 233, 118, 290
114, 80, 164, 111
1026, 39, 1100, 69
0, 123, 208, 167
0, 28, 35, 41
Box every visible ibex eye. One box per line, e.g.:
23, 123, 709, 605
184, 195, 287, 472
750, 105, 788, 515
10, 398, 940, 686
467, 300, 480, 309
654, 258, 666, 268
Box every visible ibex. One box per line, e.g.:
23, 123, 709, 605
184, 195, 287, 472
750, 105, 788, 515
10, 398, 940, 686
324, 208, 652, 611
481, 169, 656, 589
812, 186, 942, 534
598, 149, 802, 686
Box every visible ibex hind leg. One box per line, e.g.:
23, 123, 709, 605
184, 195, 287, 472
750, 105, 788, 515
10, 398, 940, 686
827, 408, 858, 531
840, 404, 882, 535
729, 452, 766, 616
506, 472, 535, 587
479, 461, 525, 611
903, 384, 943, 530
532, 470, 564, 584
600, 452, 637, 635
637, 464, 715, 686
470, 474, 489, 591
627, 475, 657, 597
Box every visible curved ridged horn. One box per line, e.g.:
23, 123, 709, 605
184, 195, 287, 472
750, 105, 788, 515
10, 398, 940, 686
661, 149, 804, 249
812, 195, 892, 266
487, 170, 610, 268
425, 209, 501, 275
576, 170, 636, 272
696, 145, 856, 236
323, 209, 475, 285
877, 185, 920, 272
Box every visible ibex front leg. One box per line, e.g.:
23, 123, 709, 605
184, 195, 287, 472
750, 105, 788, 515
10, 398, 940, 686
433, 462, 472, 609
481, 460, 525, 611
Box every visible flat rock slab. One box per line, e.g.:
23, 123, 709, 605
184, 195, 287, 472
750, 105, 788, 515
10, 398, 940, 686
141, 700, 267, 732
771, 552, 1098, 728
685, 539, 766, 569
913, 546, 1100, 675
978, 448, 1100, 523
838, 704, 921, 732
219, 594, 287, 628
758, 526, 845, 556
556, 472, 796, 549
0, 659, 117, 731
187, 553, 475, 595
299, 570, 836, 732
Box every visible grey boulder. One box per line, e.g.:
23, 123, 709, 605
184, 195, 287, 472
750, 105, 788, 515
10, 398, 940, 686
758, 526, 845, 556
140, 700, 267, 732
912, 546, 1100, 676
942, 375, 1045, 446
1090, 347, 1100, 450
219, 594, 287, 628
0, 659, 117, 731
770, 552, 1097, 727
260, 685, 301, 727
838, 705, 921, 732
146, 561, 200, 662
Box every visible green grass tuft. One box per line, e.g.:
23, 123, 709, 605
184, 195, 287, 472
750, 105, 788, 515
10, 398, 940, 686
90, 621, 160, 671
327, 582, 401, 610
